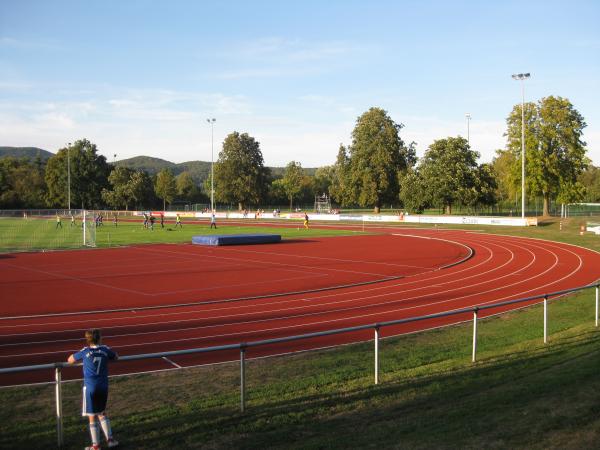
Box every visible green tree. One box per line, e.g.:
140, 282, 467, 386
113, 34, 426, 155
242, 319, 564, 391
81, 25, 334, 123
313, 166, 334, 197
213, 132, 270, 210
176, 171, 197, 201
344, 107, 414, 213
102, 166, 135, 210
281, 161, 304, 210
579, 165, 600, 202
471, 163, 498, 211
154, 169, 177, 210
505, 96, 587, 216
419, 136, 480, 214
130, 170, 156, 209
268, 178, 288, 206
491, 149, 519, 209
398, 168, 430, 213
329, 144, 353, 207
45, 139, 110, 208
0, 157, 47, 208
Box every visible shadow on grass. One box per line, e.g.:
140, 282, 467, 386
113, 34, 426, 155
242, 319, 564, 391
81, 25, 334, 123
80, 333, 600, 449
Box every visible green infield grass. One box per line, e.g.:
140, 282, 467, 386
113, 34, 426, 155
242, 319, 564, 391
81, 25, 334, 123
0, 216, 362, 252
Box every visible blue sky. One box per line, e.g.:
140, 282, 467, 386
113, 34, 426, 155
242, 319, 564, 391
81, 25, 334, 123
1, 0, 599, 167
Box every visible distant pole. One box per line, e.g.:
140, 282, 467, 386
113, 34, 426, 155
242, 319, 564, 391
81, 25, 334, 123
512, 73, 530, 219
67, 146, 71, 211
465, 113, 471, 145
207, 118, 216, 212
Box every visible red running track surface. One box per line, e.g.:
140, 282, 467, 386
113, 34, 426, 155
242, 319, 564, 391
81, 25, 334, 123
0, 228, 599, 386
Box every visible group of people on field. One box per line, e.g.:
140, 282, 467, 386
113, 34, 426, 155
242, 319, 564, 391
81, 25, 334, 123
141, 212, 217, 229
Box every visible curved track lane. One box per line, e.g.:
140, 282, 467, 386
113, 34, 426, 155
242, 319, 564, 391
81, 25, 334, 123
0, 228, 599, 386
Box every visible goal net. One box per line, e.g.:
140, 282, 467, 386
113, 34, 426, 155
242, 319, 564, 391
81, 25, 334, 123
0, 209, 96, 252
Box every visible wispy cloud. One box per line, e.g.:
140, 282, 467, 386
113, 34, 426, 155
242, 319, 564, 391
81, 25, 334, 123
0, 36, 62, 51
214, 37, 372, 79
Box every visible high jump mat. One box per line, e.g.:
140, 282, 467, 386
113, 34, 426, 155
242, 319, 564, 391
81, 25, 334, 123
192, 234, 282, 246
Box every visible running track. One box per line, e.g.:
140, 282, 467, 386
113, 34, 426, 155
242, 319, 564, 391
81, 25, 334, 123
1, 226, 599, 386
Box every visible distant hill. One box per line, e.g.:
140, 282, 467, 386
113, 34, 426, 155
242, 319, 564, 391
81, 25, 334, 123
116, 156, 212, 184
1, 147, 317, 182
0, 147, 54, 161
116, 156, 316, 183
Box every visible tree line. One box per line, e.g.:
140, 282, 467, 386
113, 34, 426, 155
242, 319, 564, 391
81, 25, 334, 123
0, 97, 597, 214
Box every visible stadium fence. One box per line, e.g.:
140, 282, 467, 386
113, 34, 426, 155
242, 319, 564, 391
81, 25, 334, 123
0, 283, 599, 448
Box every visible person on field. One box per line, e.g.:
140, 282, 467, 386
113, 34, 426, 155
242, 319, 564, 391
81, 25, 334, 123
160, 212, 164, 229
210, 211, 217, 229
175, 213, 182, 229
149, 214, 155, 231
303, 212, 309, 230
71, 213, 76, 227
56, 214, 62, 229
67, 329, 119, 450
143, 213, 148, 229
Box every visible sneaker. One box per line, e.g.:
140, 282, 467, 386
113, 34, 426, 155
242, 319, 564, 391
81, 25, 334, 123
85, 445, 101, 450
107, 438, 119, 448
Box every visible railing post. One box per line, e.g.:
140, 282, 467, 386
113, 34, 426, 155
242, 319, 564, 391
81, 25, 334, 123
543, 295, 548, 343
374, 326, 380, 385
596, 284, 600, 327
240, 345, 246, 413
472, 308, 478, 363
55, 366, 64, 449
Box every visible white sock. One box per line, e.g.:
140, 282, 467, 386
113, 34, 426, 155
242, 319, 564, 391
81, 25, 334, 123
100, 417, 113, 440
89, 422, 100, 445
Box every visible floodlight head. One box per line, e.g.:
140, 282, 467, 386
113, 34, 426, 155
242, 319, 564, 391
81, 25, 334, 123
465, 113, 471, 119
512, 73, 531, 81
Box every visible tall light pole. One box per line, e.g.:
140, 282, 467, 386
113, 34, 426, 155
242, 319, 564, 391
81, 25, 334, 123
206, 118, 216, 212
67, 145, 71, 211
465, 113, 471, 145
512, 72, 530, 219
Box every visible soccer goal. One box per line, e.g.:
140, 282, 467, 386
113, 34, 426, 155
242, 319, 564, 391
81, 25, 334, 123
0, 209, 96, 252
82, 210, 97, 247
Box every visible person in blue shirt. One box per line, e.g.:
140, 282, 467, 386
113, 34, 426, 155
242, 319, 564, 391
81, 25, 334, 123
68, 329, 119, 450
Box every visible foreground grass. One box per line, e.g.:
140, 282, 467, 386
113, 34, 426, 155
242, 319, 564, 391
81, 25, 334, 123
1, 289, 599, 449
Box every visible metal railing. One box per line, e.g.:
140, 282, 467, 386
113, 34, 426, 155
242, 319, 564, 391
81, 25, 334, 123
1, 284, 599, 448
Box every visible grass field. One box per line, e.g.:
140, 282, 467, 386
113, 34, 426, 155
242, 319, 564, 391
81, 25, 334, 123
0, 216, 361, 252
0, 217, 599, 449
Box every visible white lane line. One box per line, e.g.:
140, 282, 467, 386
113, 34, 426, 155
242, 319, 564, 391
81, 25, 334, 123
0, 241, 502, 339
0, 236, 590, 359
0, 232, 582, 348
162, 356, 181, 368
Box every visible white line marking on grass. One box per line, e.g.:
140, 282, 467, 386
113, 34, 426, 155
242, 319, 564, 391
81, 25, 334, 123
162, 356, 181, 368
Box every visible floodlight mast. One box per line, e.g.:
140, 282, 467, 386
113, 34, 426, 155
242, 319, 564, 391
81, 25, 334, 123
511, 72, 530, 219
206, 118, 216, 212
67, 146, 71, 211
465, 113, 471, 145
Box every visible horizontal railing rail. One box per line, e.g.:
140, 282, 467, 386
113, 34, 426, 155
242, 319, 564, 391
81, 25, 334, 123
1, 283, 599, 448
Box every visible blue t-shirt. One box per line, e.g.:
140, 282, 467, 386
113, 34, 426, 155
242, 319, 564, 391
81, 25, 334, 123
73, 345, 117, 388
